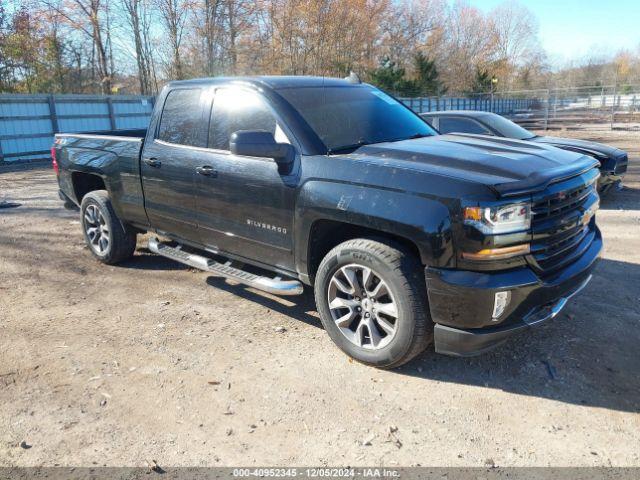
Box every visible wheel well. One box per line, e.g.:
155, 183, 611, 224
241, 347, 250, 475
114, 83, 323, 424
307, 219, 423, 282
72, 172, 106, 203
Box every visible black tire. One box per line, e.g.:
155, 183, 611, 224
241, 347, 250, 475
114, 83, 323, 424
80, 190, 137, 264
314, 238, 433, 368
598, 182, 613, 196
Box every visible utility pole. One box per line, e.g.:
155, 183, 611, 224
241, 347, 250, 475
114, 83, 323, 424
611, 70, 618, 131
490, 76, 498, 113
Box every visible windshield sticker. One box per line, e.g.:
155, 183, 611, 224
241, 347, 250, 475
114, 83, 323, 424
370, 89, 398, 105
337, 195, 353, 211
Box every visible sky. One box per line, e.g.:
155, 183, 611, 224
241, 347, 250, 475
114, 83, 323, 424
473, 0, 640, 64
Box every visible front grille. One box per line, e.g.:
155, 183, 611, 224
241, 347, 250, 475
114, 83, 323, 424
615, 153, 628, 175
528, 169, 599, 276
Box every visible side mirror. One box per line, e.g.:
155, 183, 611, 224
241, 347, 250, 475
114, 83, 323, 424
230, 130, 295, 170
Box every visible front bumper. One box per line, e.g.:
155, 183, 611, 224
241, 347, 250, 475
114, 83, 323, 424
426, 229, 602, 357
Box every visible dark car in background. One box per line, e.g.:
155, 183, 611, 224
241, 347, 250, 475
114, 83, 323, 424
421, 110, 628, 194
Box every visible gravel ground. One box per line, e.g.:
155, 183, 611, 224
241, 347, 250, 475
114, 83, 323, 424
0, 130, 639, 467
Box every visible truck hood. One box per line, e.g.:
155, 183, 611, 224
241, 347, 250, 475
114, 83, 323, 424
530, 135, 624, 160
354, 133, 599, 198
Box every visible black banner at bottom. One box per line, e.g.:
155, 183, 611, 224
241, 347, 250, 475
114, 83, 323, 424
0, 468, 639, 480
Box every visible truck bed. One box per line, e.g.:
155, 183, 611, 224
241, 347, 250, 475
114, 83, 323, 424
55, 129, 148, 228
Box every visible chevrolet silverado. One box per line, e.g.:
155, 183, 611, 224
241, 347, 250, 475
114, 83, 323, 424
53, 76, 602, 367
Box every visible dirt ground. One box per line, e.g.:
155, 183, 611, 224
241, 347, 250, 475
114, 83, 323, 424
1, 130, 639, 468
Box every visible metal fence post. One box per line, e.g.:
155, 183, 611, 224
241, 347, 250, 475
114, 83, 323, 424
48, 95, 59, 134
544, 89, 550, 130
610, 84, 617, 131
0, 97, 4, 164
107, 97, 117, 130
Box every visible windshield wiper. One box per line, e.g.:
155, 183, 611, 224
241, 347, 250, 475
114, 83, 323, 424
384, 132, 432, 143
407, 132, 432, 139
327, 133, 431, 154
327, 139, 370, 155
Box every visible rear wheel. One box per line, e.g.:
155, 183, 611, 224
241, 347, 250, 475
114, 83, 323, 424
314, 238, 433, 368
80, 190, 137, 264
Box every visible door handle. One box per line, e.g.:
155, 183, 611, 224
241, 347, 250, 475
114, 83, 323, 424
196, 165, 217, 177
143, 157, 161, 168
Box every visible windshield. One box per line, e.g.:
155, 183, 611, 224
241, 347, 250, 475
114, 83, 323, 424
277, 85, 437, 153
481, 113, 536, 140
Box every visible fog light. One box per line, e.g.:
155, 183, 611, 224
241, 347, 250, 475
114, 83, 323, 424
492, 291, 511, 321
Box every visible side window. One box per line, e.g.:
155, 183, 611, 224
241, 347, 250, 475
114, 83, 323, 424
157, 89, 205, 147
439, 117, 491, 135
209, 88, 280, 151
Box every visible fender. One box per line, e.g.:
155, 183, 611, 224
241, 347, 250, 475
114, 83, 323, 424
294, 180, 456, 278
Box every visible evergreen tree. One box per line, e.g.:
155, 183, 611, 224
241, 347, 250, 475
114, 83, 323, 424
412, 52, 446, 95
471, 68, 494, 93
368, 56, 409, 94
369, 53, 447, 97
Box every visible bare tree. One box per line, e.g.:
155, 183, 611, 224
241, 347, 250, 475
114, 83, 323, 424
489, 1, 542, 89
157, 0, 190, 79
121, 0, 154, 93
6, 0, 636, 95
201, 0, 223, 75
44, 0, 115, 93
434, 2, 497, 93
381, 0, 445, 71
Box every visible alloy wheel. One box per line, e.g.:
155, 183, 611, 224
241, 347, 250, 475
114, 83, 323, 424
84, 204, 110, 255
327, 264, 398, 349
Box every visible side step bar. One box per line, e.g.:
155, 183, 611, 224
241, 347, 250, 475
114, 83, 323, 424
148, 237, 304, 296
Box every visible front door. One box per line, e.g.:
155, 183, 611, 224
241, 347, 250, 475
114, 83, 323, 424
194, 87, 299, 271
141, 88, 208, 243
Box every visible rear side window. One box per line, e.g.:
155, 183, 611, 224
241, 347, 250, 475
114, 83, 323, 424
157, 89, 205, 147
438, 117, 491, 135
209, 88, 277, 151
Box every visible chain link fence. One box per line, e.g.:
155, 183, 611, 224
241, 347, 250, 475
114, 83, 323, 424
401, 84, 640, 131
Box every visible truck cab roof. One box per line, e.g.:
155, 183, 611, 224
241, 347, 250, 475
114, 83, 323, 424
167, 75, 358, 91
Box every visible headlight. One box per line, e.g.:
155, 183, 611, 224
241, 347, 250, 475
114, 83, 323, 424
463, 203, 531, 234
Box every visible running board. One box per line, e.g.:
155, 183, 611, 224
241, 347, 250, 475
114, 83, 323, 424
148, 237, 303, 296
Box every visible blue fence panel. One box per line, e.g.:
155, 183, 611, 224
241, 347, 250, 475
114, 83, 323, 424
116, 116, 151, 130
0, 94, 154, 163
58, 117, 112, 133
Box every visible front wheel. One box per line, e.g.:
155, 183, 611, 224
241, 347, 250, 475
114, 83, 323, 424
314, 238, 433, 368
80, 190, 137, 264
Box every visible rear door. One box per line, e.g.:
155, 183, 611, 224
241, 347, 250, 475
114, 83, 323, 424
194, 86, 299, 271
141, 88, 208, 243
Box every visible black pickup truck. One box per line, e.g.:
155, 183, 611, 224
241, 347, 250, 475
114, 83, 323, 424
53, 76, 602, 368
